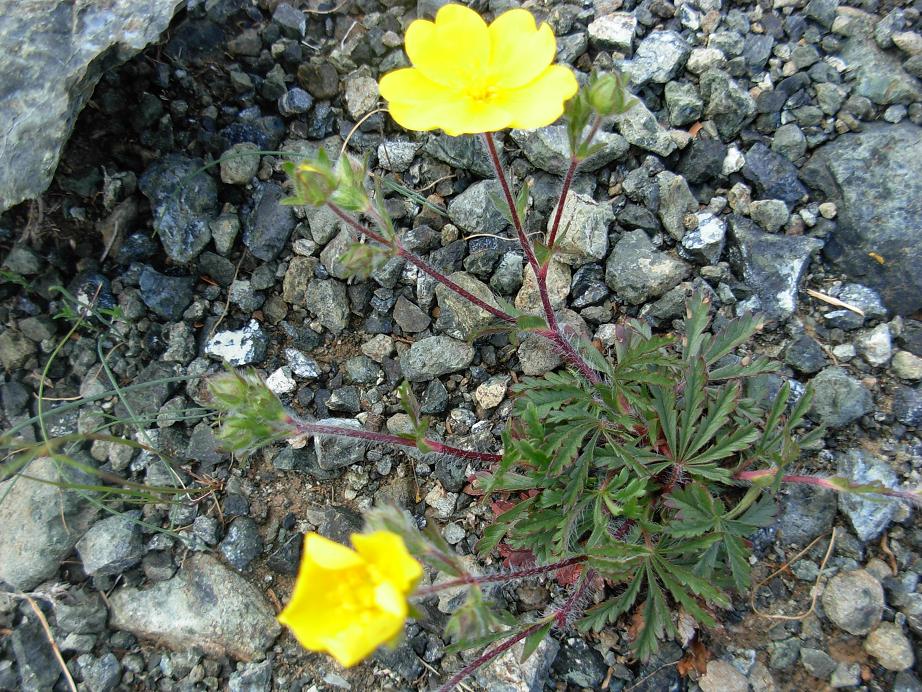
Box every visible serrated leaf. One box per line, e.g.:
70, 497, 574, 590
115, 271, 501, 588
683, 293, 712, 360
651, 386, 678, 458
521, 620, 553, 663
577, 571, 643, 632
682, 383, 739, 461
705, 312, 763, 365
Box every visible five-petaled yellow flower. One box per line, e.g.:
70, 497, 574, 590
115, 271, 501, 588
379, 4, 578, 136
278, 531, 423, 667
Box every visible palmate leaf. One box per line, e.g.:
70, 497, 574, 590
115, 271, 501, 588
635, 564, 673, 661
681, 382, 740, 461
577, 569, 644, 632
545, 421, 595, 477
650, 385, 678, 458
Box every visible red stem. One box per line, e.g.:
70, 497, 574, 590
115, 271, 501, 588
437, 569, 595, 692
483, 135, 601, 386
326, 202, 515, 325
437, 622, 543, 692
544, 115, 602, 267
291, 419, 502, 463
414, 556, 585, 597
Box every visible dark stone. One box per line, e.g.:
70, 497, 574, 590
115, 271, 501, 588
631, 641, 683, 692
809, 366, 874, 428
777, 484, 836, 546
297, 62, 339, 99
115, 232, 159, 264
784, 334, 828, 374
267, 532, 302, 575
219, 517, 263, 571
727, 216, 823, 321
804, 123, 922, 315
243, 182, 296, 261
68, 271, 116, 311
899, 320, 922, 357
433, 455, 467, 493
374, 643, 424, 682
11, 618, 60, 691
317, 506, 362, 546
139, 266, 194, 320
114, 361, 177, 421
678, 137, 728, 184
420, 379, 449, 414
552, 638, 608, 688
893, 385, 922, 426
742, 143, 808, 205
139, 154, 218, 263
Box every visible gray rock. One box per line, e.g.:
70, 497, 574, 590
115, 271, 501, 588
727, 215, 823, 320
772, 123, 807, 161
11, 617, 60, 691
205, 319, 268, 365
606, 230, 691, 304
377, 140, 419, 172
824, 283, 887, 330
552, 637, 607, 688
517, 310, 588, 376
2, 245, 43, 275
343, 355, 381, 385
447, 179, 508, 234
838, 449, 900, 541
0, 329, 35, 371
139, 266, 194, 320
778, 484, 836, 546
243, 182, 296, 261
700, 69, 756, 140
77, 653, 122, 692
109, 553, 281, 660
273, 2, 305, 37
400, 336, 474, 381
837, 10, 922, 105
0, 456, 97, 590
665, 81, 704, 127
114, 360, 178, 422
628, 31, 691, 86
220, 142, 260, 185
612, 99, 676, 156
229, 659, 273, 692
435, 272, 499, 339
511, 126, 628, 175
864, 623, 915, 671
53, 591, 108, 634
219, 517, 263, 571
305, 279, 350, 334
742, 143, 807, 206
856, 323, 892, 366
515, 259, 571, 313
344, 73, 378, 119
393, 295, 431, 333
313, 418, 368, 470
784, 334, 828, 374
800, 647, 837, 678
319, 228, 354, 280
806, 0, 838, 28
549, 192, 613, 264
749, 199, 790, 233
140, 154, 218, 263
588, 12, 637, 54
822, 569, 884, 635
656, 171, 698, 241
809, 366, 873, 427
76, 511, 143, 576
424, 134, 495, 177
491, 252, 523, 294
893, 384, 922, 425
0, 0, 182, 212
804, 123, 922, 315
680, 212, 726, 264
278, 87, 313, 117
699, 660, 748, 692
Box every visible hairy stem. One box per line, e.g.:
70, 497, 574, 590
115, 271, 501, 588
437, 623, 543, 692
437, 568, 594, 692
290, 419, 502, 463
544, 115, 602, 268
326, 203, 515, 324
415, 556, 585, 597
735, 469, 921, 506
483, 135, 601, 385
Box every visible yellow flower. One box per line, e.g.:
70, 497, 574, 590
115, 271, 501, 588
277, 531, 423, 667
379, 5, 578, 136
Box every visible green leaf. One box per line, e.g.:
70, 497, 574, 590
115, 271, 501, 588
521, 620, 554, 663
683, 293, 712, 361
650, 386, 678, 458
516, 314, 549, 331
682, 383, 739, 461
577, 571, 643, 632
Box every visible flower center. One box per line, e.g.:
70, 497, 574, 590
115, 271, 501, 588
466, 82, 499, 103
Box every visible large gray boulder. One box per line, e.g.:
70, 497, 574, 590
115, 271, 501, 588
0, 0, 183, 212
804, 122, 922, 316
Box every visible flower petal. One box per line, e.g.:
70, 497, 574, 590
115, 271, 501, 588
321, 609, 405, 667
405, 4, 490, 89
303, 533, 364, 570
352, 531, 424, 595
382, 68, 513, 135
496, 65, 579, 130
487, 9, 557, 89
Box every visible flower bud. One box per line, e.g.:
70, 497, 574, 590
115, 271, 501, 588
292, 162, 336, 206
588, 73, 627, 116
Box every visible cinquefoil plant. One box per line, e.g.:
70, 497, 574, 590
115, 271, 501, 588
206, 5, 919, 690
